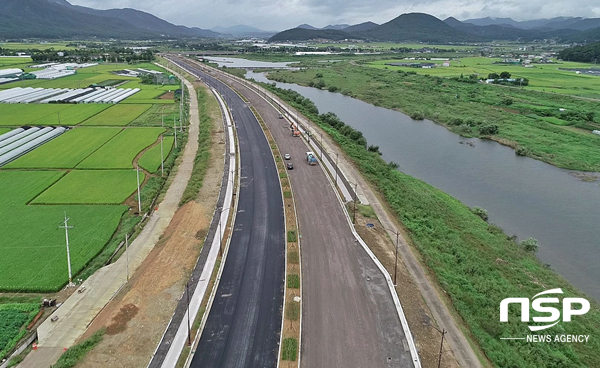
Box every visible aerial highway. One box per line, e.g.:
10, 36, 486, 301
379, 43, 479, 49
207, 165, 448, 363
168, 57, 286, 368
175, 57, 420, 367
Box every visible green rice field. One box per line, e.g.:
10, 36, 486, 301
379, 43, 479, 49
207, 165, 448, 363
139, 135, 175, 173
32, 170, 144, 204
0, 61, 178, 295
5, 128, 121, 169
0, 170, 126, 291
77, 127, 165, 169
81, 104, 151, 126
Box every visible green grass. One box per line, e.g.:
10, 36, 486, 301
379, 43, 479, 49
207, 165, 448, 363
5, 128, 121, 169
0, 303, 40, 361
288, 251, 299, 264
32, 170, 144, 204
0, 128, 11, 135
268, 62, 600, 171
179, 87, 215, 205
138, 136, 174, 173
281, 338, 298, 361
51, 329, 104, 368
81, 104, 151, 126
267, 84, 600, 368
0, 42, 75, 50
287, 274, 300, 289
77, 127, 165, 169
0, 171, 126, 291
287, 230, 297, 242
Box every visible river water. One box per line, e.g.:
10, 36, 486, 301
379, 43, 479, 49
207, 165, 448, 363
209, 58, 600, 301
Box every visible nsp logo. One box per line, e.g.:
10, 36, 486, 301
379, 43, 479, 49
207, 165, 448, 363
500, 288, 590, 331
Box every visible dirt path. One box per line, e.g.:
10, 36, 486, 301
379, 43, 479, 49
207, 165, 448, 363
76, 82, 224, 368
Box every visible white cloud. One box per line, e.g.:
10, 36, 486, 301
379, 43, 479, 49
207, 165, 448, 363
68, 0, 600, 30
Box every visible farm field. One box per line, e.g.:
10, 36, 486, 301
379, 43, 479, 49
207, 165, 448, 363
0, 42, 76, 50
5, 128, 121, 169
77, 127, 165, 169
0, 128, 10, 135
0, 170, 126, 291
368, 57, 600, 99
81, 104, 151, 126
0, 61, 180, 298
130, 104, 179, 126
0, 303, 40, 360
0, 56, 33, 68
0, 104, 110, 127
139, 135, 175, 173
32, 170, 144, 204
32, 104, 110, 126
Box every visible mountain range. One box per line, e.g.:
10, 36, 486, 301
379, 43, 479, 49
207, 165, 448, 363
211, 25, 277, 38
269, 13, 600, 44
0, 0, 218, 39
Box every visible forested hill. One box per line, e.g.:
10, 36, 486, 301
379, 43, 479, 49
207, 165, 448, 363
558, 42, 600, 62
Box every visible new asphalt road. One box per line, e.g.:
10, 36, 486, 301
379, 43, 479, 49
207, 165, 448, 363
200, 67, 417, 367
170, 58, 285, 368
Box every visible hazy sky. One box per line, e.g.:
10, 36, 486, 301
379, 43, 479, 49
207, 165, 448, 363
68, 0, 600, 31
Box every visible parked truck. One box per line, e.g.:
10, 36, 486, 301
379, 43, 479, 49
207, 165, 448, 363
306, 151, 317, 165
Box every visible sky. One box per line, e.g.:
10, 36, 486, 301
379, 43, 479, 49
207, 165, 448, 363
68, 0, 600, 31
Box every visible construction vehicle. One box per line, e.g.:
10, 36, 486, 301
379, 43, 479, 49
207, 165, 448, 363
291, 124, 301, 137
306, 152, 317, 165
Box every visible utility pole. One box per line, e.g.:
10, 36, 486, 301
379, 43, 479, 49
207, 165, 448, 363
186, 280, 192, 346
161, 107, 164, 127
59, 213, 74, 287
136, 165, 141, 214
335, 152, 339, 187
125, 233, 129, 282
160, 135, 164, 177
394, 231, 399, 285
180, 79, 184, 133
438, 328, 447, 368
58, 111, 61, 125
173, 117, 178, 149
353, 182, 358, 225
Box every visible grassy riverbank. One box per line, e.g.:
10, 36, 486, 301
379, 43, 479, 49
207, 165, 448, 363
263, 84, 600, 367
266, 62, 600, 171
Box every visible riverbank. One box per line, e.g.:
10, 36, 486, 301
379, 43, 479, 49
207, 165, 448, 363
263, 83, 600, 367
266, 62, 600, 172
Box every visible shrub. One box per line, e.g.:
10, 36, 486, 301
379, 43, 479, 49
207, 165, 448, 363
521, 237, 539, 253
287, 230, 297, 242
479, 124, 499, 135
501, 98, 513, 106
471, 207, 489, 221
515, 146, 530, 156
282, 338, 298, 361
410, 111, 424, 120
287, 274, 300, 288
328, 86, 339, 92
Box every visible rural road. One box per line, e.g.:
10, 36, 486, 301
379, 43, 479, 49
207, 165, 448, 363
169, 58, 286, 368
180, 58, 418, 367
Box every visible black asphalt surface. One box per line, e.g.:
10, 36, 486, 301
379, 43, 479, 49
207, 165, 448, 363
170, 58, 285, 368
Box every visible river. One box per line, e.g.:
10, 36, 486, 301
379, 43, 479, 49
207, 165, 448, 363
211, 58, 600, 301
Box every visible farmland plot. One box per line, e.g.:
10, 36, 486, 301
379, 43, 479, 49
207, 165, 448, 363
77, 127, 165, 169
32, 170, 144, 204
0, 303, 40, 360
0, 171, 126, 291
31, 104, 110, 126
0, 104, 69, 126
138, 135, 175, 173
81, 104, 151, 126
5, 127, 121, 169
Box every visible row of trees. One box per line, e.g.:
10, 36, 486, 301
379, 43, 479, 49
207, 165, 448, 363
558, 42, 600, 63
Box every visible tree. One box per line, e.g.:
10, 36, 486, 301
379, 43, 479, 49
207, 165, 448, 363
500, 71, 511, 79
488, 72, 500, 80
